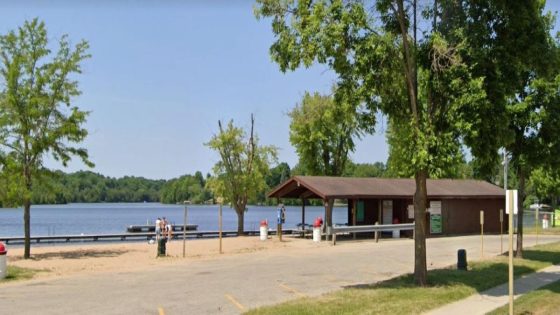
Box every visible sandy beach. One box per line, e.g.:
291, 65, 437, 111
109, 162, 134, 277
6, 235, 320, 280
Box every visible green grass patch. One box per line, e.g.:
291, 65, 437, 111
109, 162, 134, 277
0, 265, 41, 283
486, 279, 560, 315
246, 242, 560, 315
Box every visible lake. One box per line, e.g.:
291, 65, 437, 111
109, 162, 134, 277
0, 203, 349, 237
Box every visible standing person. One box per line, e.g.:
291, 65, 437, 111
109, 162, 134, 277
166, 219, 173, 241
155, 217, 162, 241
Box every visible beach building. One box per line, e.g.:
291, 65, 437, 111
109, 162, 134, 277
268, 176, 506, 236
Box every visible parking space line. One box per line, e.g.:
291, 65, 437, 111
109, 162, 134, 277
225, 294, 246, 311
279, 283, 307, 298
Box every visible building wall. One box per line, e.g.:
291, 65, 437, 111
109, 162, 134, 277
442, 198, 506, 234
348, 197, 507, 236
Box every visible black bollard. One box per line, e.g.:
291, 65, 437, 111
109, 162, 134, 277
157, 238, 167, 257
457, 249, 467, 270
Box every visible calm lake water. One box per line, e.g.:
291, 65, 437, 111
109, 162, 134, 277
0, 203, 348, 237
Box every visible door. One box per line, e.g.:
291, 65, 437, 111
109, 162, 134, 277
382, 200, 393, 225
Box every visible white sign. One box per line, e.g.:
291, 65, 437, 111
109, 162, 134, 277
480, 210, 484, 225
429, 201, 442, 215
407, 205, 414, 219
505, 190, 518, 214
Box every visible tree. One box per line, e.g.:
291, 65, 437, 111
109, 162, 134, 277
289, 91, 372, 176
443, 1, 560, 257
205, 115, 277, 234
256, 0, 500, 285
343, 161, 386, 178
288, 91, 373, 232
528, 167, 560, 209
0, 19, 92, 259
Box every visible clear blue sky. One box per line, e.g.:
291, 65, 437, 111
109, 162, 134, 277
1, 1, 558, 180
0, 1, 388, 180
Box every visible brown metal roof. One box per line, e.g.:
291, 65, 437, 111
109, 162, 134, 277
267, 176, 505, 200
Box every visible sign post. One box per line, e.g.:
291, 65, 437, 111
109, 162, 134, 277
506, 190, 518, 315
183, 202, 188, 258
500, 209, 504, 253
536, 206, 539, 245
480, 210, 484, 258
217, 197, 223, 254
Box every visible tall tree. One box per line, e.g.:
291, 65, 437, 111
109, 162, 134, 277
529, 167, 560, 209
442, 0, 560, 257
289, 91, 373, 232
289, 91, 372, 176
256, 0, 500, 285
205, 115, 277, 234
0, 19, 92, 259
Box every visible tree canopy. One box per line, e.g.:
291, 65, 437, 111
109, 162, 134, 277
205, 115, 278, 233
289, 91, 373, 177
0, 19, 92, 258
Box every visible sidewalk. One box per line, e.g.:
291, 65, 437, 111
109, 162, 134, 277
424, 264, 560, 315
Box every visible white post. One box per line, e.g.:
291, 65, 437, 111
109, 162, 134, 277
507, 190, 515, 315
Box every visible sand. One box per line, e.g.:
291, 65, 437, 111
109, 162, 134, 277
6, 235, 320, 280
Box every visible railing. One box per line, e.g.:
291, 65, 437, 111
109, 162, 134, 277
331, 223, 415, 245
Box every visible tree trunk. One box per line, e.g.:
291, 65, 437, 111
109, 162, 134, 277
414, 169, 428, 286
516, 168, 525, 258
236, 208, 245, 235
24, 165, 32, 259
326, 199, 334, 241
24, 198, 31, 259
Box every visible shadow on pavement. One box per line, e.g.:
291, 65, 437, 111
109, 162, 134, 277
10, 248, 129, 261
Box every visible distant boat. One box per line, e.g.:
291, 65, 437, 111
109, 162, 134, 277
126, 224, 198, 233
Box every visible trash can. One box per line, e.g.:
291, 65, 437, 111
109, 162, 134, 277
457, 249, 467, 270
157, 238, 167, 257
313, 217, 322, 242
0, 242, 7, 279
259, 220, 268, 241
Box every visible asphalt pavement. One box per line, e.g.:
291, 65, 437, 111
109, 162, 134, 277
1, 234, 559, 315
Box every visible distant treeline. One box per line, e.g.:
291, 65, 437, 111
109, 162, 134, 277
21, 161, 388, 206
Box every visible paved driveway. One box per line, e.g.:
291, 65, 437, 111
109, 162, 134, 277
1, 234, 558, 315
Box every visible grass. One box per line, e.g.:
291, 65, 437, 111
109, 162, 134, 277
486, 279, 560, 315
0, 265, 41, 283
245, 242, 560, 315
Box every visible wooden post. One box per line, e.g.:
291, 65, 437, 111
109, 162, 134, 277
353, 199, 357, 240
374, 221, 379, 243
500, 209, 504, 254
218, 197, 223, 254
183, 203, 187, 258
480, 210, 484, 259
536, 206, 539, 245
508, 191, 514, 315
278, 223, 282, 241
302, 199, 306, 236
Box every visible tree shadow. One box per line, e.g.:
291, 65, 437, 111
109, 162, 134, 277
344, 249, 560, 294
10, 249, 128, 261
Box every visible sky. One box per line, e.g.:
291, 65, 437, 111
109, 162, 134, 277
0, 1, 388, 180
0, 1, 558, 180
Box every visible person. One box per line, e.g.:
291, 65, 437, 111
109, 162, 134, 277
166, 219, 173, 241
155, 217, 162, 241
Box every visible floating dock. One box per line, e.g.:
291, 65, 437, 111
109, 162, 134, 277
126, 224, 198, 233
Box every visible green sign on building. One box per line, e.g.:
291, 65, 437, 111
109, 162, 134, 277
430, 214, 442, 234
